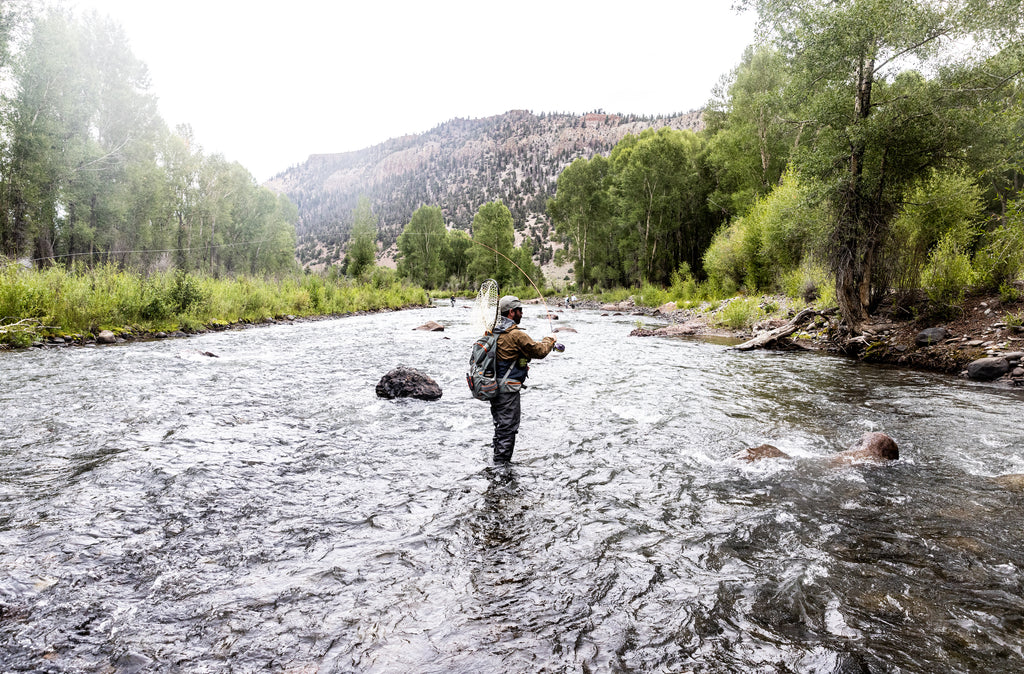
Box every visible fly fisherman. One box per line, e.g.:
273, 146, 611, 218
490, 295, 557, 463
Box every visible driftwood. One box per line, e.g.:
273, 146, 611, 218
733, 307, 818, 351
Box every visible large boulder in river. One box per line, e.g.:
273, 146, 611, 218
967, 357, 1009, 381
414, 321, 445, 332
375, 367, 442, 400
915, 327, 949, 346
831, 432, 899, 465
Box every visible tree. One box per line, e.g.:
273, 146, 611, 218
741, 0, 1024, 330
468, 201, 515, 287
345, 196, 377, 278
396, 205, 446, 288
547, 155, 612, 290
705, 46, 795, 218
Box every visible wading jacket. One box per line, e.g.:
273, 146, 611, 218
492, 316, 555, 388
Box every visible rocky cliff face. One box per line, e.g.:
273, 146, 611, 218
265, 109, 703, 269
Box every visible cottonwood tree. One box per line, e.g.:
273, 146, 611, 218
467, 201, 515, 287
741, 0, 1024, 330
396, 205, 447, 289
345, 196, 377, 278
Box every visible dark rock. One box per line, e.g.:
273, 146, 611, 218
544, 313, 559, 320
414, 321, 445, 332
966, 357, 1009, 381
154, 332, 168, 339
734, 444, 790, 462
199, 351, 218, 358
375, 367, 443, 400
832, 432, 899, 465
915, 327, 949, 346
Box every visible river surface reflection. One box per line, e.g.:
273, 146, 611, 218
2, 303, 1023, 672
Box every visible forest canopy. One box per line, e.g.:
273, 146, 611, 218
0, 5, 297, 276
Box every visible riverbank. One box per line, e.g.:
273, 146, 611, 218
591, 288, 1024, 386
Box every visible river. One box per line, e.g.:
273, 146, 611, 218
2, 302, 1023, 673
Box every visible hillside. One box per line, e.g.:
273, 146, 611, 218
265, 109, 704, 271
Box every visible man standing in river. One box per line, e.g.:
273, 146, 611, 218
490, 295, 557, 463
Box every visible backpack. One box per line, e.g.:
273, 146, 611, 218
466, 332, 514, 401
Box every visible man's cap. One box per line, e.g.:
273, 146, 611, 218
499, 295, 522, 314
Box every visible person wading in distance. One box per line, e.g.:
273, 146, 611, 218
490, 295, 556, 463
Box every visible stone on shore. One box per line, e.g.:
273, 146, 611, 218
915, 327, 949, 346
96, 330, 117, 344
375, 367, 443, 400
414, 321, 445, 332
966, 356, 1009, 381
656, 302, 677, 315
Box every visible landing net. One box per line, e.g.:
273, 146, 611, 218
471, 279, 499, 335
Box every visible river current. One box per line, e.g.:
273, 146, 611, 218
2, 302, 1023, 673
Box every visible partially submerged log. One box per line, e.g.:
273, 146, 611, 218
733, 308, 818, 351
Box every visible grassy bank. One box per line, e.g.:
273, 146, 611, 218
0, 263, 428, 348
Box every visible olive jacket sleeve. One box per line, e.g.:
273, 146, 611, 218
497, 326, 555, 362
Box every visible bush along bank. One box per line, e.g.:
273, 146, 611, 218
0, 264, 428, 349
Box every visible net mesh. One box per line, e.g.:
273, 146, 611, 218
471, 279, 499, 334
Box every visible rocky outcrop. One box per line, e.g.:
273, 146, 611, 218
375, 367, 443, 400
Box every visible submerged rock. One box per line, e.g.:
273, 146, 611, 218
734, 444, 790, 462
414, 321, 445, 332
832, 432, 899, 465
375, 367, 443, 400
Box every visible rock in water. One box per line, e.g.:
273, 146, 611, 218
832, 432, 899, 465
734, 444, 790, 462
414, 321, 445, 331
375, 367, 443, 400
966, 357, 1009, 381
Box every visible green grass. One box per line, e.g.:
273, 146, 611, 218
0, 263, 428, 347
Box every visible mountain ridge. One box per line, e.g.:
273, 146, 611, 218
265, 109, 705, 270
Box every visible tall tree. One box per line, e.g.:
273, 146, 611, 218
742, 0, 1024, 330
345, 196, 377, 278
547, 155, 612, 290
396, 205, 446, 288
468, 201, 515, 287
705, 46, 795, 218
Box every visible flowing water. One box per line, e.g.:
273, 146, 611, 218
2, 303, 1024, 673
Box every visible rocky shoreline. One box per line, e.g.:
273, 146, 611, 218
591, 292, 1024, 388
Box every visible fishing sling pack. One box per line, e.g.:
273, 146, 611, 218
466, 332, 514, 401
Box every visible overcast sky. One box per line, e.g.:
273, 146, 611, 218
69, 1, 758, 182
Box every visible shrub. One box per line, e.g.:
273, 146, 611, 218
921, 231, 975, 307
716, 297, 763, 330
973, 204, 1024, 291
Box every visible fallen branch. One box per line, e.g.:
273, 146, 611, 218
733, 307, 818, 351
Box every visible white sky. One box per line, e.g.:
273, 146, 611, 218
69, 1, 758, 182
